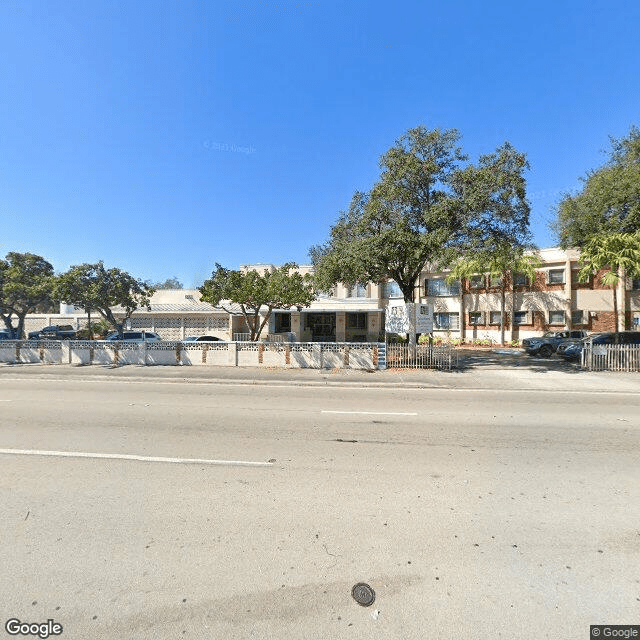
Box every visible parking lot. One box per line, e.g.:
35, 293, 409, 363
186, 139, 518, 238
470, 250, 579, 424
455, 348, 582, 371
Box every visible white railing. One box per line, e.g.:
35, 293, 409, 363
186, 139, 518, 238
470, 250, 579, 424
581, 344, 640, 372
264, 332, 296, 343
386, 344, 457, 370
0, 340, 386, 370
232, 333, 252, 341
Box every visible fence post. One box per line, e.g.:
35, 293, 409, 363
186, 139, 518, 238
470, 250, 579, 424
312, 344, 322, 368
229, 342, 238, 366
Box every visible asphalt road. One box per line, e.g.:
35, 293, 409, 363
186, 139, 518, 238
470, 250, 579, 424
1, 376, 639, 639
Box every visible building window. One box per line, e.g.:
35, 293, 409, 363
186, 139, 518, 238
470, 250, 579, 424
383, 281, 402, 298
426, 278, 460, 296
468, 311, 484, 325
513, 310, 529, 325
434, 312, 460, 330
547, 269, 565, 285
572, 310, 585, 325
274, 313, 291, 332
350, 283, 368, 298
512, 273, 529, 286
315, 288, 335, 299
632, 278, 640, 290
489, 311, 502, 325
347, 313, 366, 330
489, 274, 503, 288
549, 310, 565, 325
469, 275, 484, 289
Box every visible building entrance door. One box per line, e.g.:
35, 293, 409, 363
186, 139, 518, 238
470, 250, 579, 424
305, 313, 336, 342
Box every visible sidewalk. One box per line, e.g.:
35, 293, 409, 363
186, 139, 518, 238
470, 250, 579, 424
1, 359, 639, 393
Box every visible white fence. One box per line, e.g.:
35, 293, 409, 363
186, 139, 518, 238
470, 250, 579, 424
386, 344, 458, 370
581, 344, 640, 372
0, 340, 384, 370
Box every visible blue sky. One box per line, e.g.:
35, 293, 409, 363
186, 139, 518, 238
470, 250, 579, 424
1, 0, 639, 287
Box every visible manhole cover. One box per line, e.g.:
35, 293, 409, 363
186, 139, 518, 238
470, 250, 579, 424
351, 583, 375, 607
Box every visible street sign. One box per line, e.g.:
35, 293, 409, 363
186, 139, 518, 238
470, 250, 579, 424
385, 302, 433, 333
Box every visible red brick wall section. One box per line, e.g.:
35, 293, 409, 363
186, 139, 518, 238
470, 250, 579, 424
590, 311, 616, 333
532, 271, 564, 293
533, 311, 547, 332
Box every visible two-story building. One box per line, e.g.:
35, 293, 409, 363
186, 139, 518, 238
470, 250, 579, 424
21, 249, 640, 342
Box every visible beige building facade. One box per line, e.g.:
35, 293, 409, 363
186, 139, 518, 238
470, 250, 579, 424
20, 250, 640, 343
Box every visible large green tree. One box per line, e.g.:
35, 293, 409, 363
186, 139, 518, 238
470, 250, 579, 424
311, 126, 534, 348
554, 125, 640, 247
576, 231, 640, 331
0, 252, 56, 338
199, 263, 315, 341
310, 126, 468, 347
55, 261, 154, 334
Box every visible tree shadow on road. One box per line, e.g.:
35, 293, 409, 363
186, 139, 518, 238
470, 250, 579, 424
450, 349, 584, 374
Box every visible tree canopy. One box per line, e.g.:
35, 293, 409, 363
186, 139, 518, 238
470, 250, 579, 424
199, 263, 315, 341
148, 276, 184, 289
554, 125, 640, 247
310, 127, 468, 305
310, 126, 534, 346
0, 252, 56, 338
55, 261, 154, 334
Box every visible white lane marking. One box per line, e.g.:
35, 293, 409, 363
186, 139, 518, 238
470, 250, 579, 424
321, 410, 418, 416
0, 399, 12, 401
0, 448, 273, 467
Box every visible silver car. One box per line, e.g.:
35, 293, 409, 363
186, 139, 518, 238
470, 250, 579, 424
104, 331, 162, 342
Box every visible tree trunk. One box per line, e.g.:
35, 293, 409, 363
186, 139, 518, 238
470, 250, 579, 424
612, 285, 618, 332
17, 312, 27, 339
2, 314, 15, 336
256, 310, 271, 341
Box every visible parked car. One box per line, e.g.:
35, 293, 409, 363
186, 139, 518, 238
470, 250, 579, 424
557, 331, 640, 361
522, 330, 589, 357
104, 331, 162, 342
28, 324, 77, 340
0, 328, 17, 340
180, 335, 224, 342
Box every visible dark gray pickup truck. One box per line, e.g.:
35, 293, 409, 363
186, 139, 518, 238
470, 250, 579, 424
522, 330, 589, 357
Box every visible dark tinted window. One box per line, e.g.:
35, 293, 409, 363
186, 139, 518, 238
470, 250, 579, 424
621, 332, 640, 344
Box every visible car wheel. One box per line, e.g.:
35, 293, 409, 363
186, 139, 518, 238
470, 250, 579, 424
539, 345, 553, 358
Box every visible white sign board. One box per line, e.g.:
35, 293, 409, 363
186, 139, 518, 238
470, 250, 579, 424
385, 302, 433, 334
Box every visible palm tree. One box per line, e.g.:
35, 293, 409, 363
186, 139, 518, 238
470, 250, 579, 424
446, 248, 540, 345
577, 231, 640, 331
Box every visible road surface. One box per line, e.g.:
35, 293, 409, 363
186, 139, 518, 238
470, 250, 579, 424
1, 376, 638, 639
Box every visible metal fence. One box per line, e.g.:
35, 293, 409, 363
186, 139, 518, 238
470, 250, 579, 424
386, 344, 458, 370
581, 344, 640, 372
